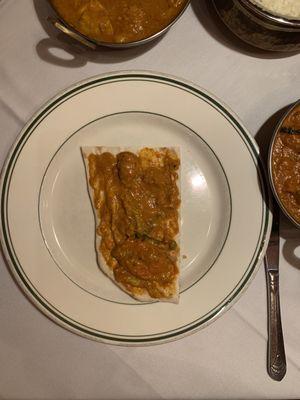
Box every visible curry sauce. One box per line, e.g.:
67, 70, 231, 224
272, 104, 300, 224
87, 148, 180, 299
51, 0, 188, 44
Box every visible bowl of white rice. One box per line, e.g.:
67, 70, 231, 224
213, 0, 300, 52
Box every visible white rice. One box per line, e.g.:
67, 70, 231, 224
249, 0, 300, 20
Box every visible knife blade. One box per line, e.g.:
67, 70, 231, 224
264, 201, 287, 381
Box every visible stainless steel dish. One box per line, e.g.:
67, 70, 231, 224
268, 100, 300, 229
48, 0, 190, 49
213, 0, 300, 52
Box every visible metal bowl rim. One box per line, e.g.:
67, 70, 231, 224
239, 0, 300, 28
268, 99, 300, 229
48, 0, 190, 48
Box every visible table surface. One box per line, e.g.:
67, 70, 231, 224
1, 1, 300, 398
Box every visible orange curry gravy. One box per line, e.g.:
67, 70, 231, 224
272, 104, 300, 224
51, 0, 188, 44
87, 148, 180, 298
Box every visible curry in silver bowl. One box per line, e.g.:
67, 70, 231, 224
49, 0, 189, 48
269, 101, 300, 228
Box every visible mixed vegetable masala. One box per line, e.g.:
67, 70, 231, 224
51, 0, 188, 43
272, 104, 300, 224
87, 148, 180, 299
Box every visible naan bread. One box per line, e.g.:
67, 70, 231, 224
82, 146, 180, 303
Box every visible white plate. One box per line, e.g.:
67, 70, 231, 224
0, 71, 272, 345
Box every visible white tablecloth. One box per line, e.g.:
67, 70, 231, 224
1, 1, 300, 398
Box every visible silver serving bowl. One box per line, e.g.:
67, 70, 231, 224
268, 100, 300, 228
240, 0, 300, 28
213, 0, 300, 52
48, 1, 190, 49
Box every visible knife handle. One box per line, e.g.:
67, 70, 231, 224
265, 269, 287, 381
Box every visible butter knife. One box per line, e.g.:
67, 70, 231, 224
264, 202, 287, 381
